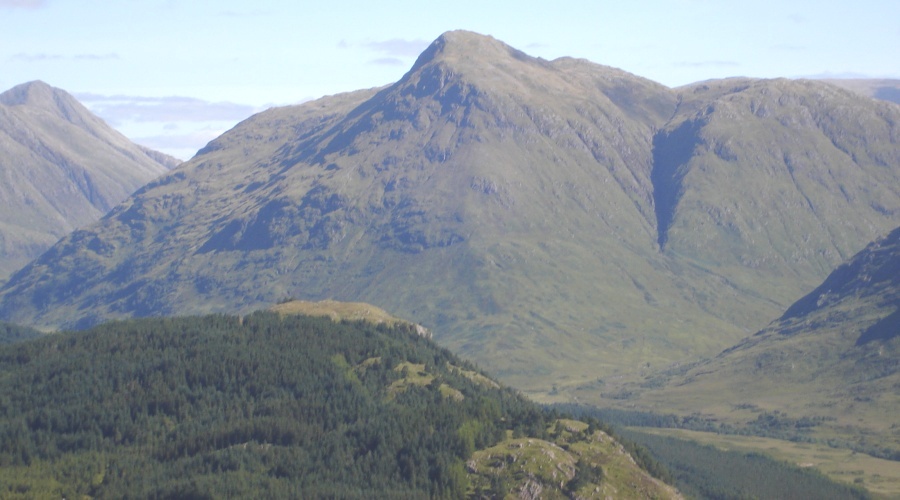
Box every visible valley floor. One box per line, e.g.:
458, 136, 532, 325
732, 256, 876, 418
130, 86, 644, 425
635, 427, 900, 499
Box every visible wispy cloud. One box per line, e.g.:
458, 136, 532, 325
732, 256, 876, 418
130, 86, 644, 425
75, 93, 260, 125
133, 129, 225, 151
72, 92, 274, 160
10, 52, 119, 62
131, 128, 228, 161
0, 0, 47, 8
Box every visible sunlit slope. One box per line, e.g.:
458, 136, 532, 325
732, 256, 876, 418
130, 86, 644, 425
0, 81, 174, 277
611, 226, 900, 459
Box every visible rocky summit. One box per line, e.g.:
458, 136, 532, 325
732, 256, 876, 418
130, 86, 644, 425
0, 31, 898, 394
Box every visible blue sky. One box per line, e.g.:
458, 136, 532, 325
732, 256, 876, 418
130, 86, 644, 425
2, 0, 898, 160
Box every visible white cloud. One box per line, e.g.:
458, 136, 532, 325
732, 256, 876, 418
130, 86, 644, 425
129, 126, 232, 161
75, 93, 260, 126
72, 93, 263, 160
134, 129, 224, 150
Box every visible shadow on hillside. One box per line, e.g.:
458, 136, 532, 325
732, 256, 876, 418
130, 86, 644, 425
856, 308, 900, 345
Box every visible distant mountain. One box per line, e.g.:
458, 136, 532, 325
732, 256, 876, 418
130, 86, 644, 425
0, 32, 898, 395
615, 226, 900, 459
0, 81, 175, 278
823, 78, 900, 105
0, 311, 678, 498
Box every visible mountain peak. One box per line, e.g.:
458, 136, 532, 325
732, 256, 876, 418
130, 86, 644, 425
0, 80, 171, 277
410, 30, 532, 72
0, 80, 92, 126
1, 80, 61, 106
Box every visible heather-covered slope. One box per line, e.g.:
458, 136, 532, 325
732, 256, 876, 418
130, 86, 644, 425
616, 226, 900, 459
0, 32, 898, 394
0, 81, 175, 278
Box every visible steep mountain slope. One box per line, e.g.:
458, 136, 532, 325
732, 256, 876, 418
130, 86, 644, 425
0, 32, 898, 394
655, 77, 900, 315
618, 226, 900, 458
0, 81, 175, 278
0, 311, 678, 498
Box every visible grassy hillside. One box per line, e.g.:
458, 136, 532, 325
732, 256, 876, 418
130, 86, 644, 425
0, 311, 676, 498
570, 226, 900, 470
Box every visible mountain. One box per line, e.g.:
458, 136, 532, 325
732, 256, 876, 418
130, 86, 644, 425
0, 31, 899, 395
0, 81, 175, 278
824, 78, 900, 105
613, 226, 900, 459
0, 311, 678, 498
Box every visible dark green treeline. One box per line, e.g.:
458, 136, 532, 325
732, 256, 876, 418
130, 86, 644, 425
0, 312, 554, 498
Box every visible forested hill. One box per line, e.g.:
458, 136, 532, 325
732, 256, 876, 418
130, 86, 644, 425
0, 321, 42, 344
0, 312, 677, 498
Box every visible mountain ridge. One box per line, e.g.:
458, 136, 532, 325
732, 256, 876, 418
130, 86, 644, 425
0, 31, 898, 395
0, 80, 176, 277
